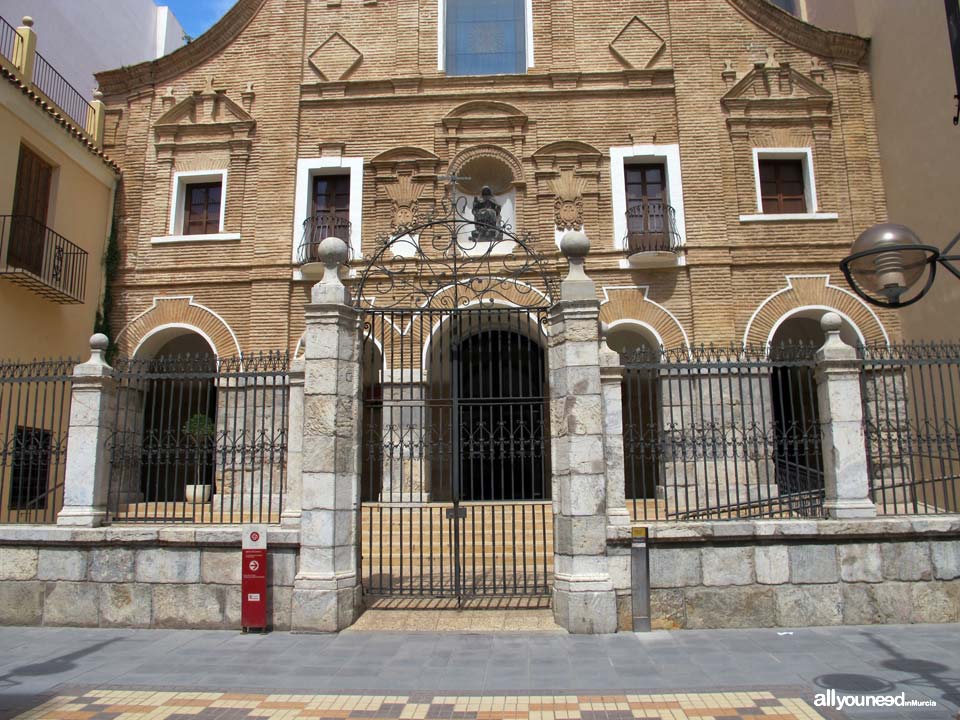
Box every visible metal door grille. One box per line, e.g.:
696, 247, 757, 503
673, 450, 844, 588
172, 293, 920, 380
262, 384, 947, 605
353, 190, 557, 600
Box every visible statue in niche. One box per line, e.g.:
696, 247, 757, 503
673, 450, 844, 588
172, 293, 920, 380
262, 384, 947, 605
469, 186, 503, 243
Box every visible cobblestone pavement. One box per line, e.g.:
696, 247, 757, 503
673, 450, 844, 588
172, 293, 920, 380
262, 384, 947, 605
1, 624, 958, 720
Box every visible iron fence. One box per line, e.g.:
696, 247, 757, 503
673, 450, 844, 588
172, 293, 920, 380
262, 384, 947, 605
32, 51, 94, 131
0, 358, 75, 523
621, 343, 824, 521
0, 215, 88, 304
106, 351, 289, 524
0, 15, 17, 66
859, 342, 960, 514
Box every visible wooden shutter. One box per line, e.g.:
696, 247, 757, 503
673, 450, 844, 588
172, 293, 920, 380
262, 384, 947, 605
759, 159, 807, 214
10, 145, 53, 274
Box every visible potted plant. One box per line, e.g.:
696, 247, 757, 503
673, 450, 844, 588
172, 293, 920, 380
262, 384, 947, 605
182, 413, 216, 504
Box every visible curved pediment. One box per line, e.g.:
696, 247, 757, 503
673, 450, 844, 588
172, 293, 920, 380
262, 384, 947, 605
444, 101, 527, 121
532, 141, 603, 158
370, 146, 441, 164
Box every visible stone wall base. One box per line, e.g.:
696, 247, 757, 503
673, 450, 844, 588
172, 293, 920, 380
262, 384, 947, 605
628, 517, 960, 630
0, 527, 298, 630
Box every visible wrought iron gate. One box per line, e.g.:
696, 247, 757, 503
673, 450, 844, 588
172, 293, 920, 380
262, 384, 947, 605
354, 191, 557, 599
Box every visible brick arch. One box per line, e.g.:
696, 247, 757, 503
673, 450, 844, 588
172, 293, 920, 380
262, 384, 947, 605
743, 275, 889, 346
116, 296, 242, 358
599, 285, 689, 350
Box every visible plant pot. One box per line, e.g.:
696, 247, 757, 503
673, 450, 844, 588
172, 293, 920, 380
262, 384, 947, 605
185, 484, 212, 504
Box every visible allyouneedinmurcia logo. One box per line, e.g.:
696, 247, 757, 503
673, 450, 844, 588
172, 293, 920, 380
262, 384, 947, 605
813, 689, 937, 711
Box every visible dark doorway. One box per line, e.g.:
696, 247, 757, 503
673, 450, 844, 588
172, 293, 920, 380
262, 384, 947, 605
457, 329, 547, 501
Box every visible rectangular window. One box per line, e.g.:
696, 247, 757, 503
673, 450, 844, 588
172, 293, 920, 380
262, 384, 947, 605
10, 144, 54, 275
10, 426, 52, 510
445, 0, 526, 76
759, 159, 807, 214
625, 163, 671, 251
311, 174, 351, 241
769, 0, 804, 18
183, 181, 222, 236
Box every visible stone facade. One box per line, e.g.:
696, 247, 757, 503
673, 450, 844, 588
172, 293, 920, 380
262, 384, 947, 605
0, 527, 298, 629
94, 0, 900, 357
637, 517, 960, 629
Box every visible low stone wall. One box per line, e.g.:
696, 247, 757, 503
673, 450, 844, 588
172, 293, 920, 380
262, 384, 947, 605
0, 526, 299, 629
638, 517, 960, 629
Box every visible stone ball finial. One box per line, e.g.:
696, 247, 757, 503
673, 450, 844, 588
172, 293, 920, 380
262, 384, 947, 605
93, 89, 103, 100
820, 312, 843, 334
90, 333, 109, 351
316, 236, 349, 268
560, 230, 590, 259
21, 16, 34, 27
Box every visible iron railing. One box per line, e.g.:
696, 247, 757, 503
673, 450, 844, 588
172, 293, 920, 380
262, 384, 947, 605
32, 51, 94, 131
106, 352, 289, 524
0, 215, 88, 303
621, 343, 824, 521
624, 200, 680, 256
859, 342, 960, 515
0, 15, 18, 66
0, 358, 75, 523
297, 212, 351, 265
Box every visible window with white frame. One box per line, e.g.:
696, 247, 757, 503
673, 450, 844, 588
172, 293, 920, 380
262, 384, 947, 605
439, 0, 533, 75
159, 170, 236, 242
741, 148, 837, 221
610, 144, 686, 260
292, 157, 363, 264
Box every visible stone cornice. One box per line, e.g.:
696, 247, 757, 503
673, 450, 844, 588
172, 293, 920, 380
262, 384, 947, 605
728, 0, 869, 65
94, 0, 267, 97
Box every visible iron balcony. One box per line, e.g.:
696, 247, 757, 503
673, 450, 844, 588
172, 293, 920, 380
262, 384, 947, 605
297, 212, 351, 266
624, 200, 681, 258
0, 215, 87, 304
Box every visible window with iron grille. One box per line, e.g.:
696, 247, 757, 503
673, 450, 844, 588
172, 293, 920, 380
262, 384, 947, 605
10, 426, 52, 510
183, 181, 223, 235
759, 159, 807, 214
445, 0, 526, 76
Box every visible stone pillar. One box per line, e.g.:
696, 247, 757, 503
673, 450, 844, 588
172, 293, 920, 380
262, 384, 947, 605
814, 312, 876, 519
291, 237, 364, 631
548, 231, 617, 634
599, 340, 632, 629
281, 357, 305, 528
57, 334, 114, 527
87, 90, 106, 146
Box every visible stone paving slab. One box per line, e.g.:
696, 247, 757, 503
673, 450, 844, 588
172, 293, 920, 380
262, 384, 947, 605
0, 625, 957, 720
8, 689, 835, 720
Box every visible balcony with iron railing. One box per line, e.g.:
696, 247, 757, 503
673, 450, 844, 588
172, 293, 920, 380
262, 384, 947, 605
297, 212, 351, 277
623, 200, 681, 266
0, 215, 88, 304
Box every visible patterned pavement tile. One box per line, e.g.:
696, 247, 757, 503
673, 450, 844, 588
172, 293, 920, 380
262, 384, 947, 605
7, 690, 839, 720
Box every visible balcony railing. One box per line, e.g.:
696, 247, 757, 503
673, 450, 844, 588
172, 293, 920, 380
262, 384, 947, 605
0, 15, 17, 66
0, 215, 87, 304
624, 200, 681, 257
297, 212, 352, 265
32, 51, 95, 131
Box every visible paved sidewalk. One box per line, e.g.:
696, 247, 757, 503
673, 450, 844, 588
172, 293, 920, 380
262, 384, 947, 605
0, 624, 958, 720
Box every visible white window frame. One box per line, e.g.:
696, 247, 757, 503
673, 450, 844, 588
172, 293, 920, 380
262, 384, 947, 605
437, 0, 534, 73
740, 147, 838, 222
152, 169, 240, 244
610, 144, 686, 266
292, 156, 364, 268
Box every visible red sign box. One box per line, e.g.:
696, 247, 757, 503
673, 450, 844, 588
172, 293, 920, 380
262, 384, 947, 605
241, 525, 268, 631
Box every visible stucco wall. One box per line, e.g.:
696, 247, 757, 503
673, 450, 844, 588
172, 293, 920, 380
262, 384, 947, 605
0, 79, 116, 362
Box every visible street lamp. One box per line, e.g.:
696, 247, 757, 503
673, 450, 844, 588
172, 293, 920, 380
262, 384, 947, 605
839, 223, 960, 308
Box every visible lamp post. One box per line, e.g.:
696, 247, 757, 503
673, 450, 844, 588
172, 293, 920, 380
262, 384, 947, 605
839, 223, 960, 308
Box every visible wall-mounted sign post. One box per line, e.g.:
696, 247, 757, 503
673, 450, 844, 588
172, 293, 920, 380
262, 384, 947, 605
242, 524, 268, 632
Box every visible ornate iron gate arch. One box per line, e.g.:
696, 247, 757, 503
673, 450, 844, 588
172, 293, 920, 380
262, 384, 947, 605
355, 190, 558, 601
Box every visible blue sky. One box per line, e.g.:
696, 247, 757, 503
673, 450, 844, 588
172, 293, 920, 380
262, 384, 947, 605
159, 0, 236, 40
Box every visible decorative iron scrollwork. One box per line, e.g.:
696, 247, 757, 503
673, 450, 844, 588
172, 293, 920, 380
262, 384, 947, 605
353, 187, 558, 310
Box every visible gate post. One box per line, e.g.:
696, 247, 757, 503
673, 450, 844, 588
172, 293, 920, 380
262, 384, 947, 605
548, 231, 618, 634
281, 357, 305, 528
292, 237, 363, 631
57, 334, 115, 527
814, 312, 876, 519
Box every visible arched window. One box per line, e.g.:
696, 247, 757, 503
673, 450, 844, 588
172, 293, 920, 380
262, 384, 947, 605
444, 0, 527, 76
